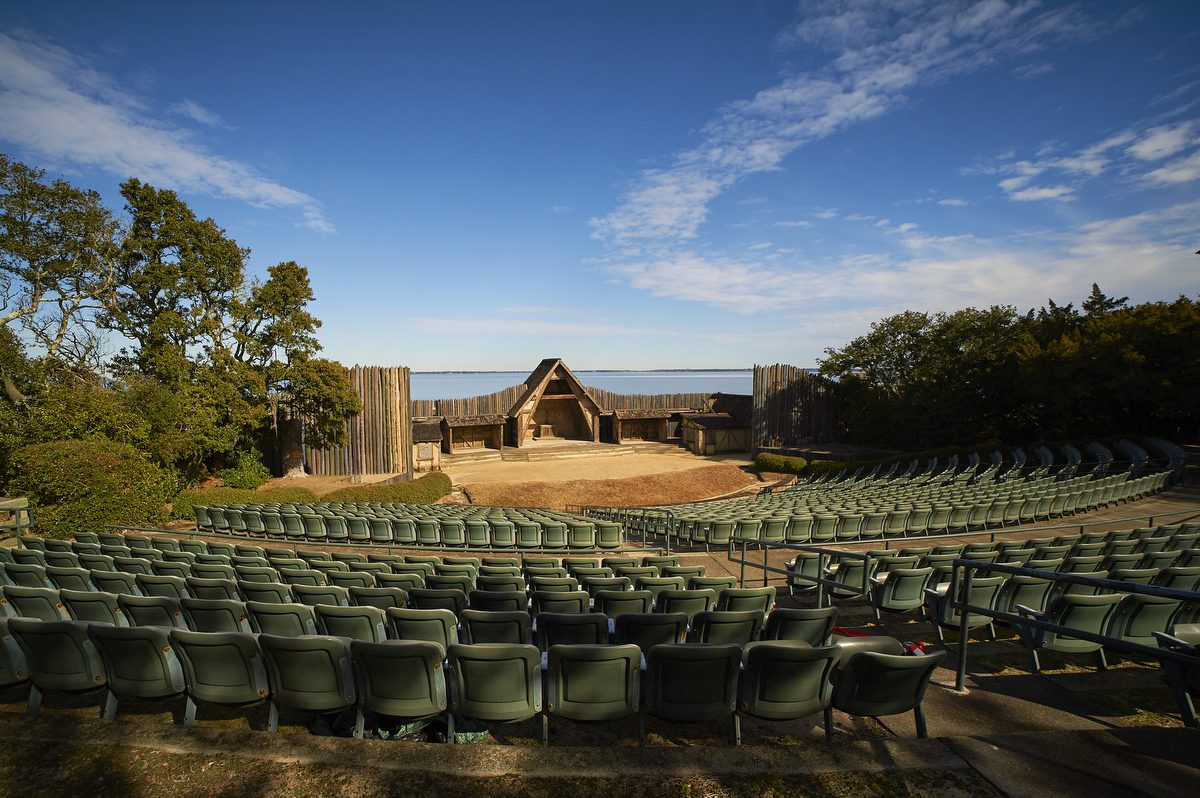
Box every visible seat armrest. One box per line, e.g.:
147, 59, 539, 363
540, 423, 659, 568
1014, 604, 1043, 619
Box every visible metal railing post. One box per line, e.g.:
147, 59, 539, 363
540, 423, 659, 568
739, 539, 747, 588
816, 552, 826, 607
762, 541, 769, 587
956, 563, 973, 692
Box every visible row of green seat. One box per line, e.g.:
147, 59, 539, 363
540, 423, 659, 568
0, 614, 944, 744
194, 504, 625, 549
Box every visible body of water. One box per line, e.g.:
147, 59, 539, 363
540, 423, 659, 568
410, 370, 753, 400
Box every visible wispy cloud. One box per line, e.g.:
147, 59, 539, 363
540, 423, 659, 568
936, 197, 971, 207
169, 98, 224, 128
0, 30, 333, 233
1012, 62, 1055, 80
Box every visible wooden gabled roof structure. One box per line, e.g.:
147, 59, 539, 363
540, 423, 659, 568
507, 358, 606, 447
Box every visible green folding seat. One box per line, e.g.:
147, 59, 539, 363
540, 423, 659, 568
314, 604, 388, 642
446, 643, 541, 742
1142, 550, 1183, 570
235, 544, 268, 559
377, 572, 424, 592
236, 581, 292, 604
149, 537, 181, 553
391, 518, 418, 546
662, 565, 705, 582
44, 551, 81, 570
535, 612, 609, 651
642, 556, 678, 570
150, 559, 192, 579
259, 633, 356, 732
565, 521, 596, 550
763, 606, 837, 646
870, 567, 935, 622
368, 518, 395, 545
60, 589, 127, 626
642, 643, 741, 744
135, 574, 188, 599
1154, 567, 1200, 593
580, 576, 632, 597
592, 590, 652, 620
89, 569, 139, 596
993, 574, 1055, 621
205, 541, 237, 559
328, 571, 377, 590
386, 608, 459, 648
78, 554, 116, 573
3, 585, 71, 621
716, 586, 776, 617
394, 561, 436, 579
292, 584, 350, 608
488, 520, 517, 549
246, 601, 317, 636
459, 609, 533, 644
349, 586, 408, 611
524, 565, 568, 580
300, 515, 328, 544
8, 618, 107, 715
184, 577, 240, 601
830, 650, 947, 738
655, 589, 717, 625
785, 552, 822, 594
613, 612, 687, 650
468, 590, 527, 612
737, 641, 840, 745
514, 521, 543, 549
71, 532, 100, 546
349, 639, 447, 739
0, 617, 30, 690
180, 598, 252, 633
923, 574, 1005, 644
529, 590, 587, 615
1015, 593, 1124, 673
426, 574, 474, 594
636, 577, 686, 607
368, 553, 408, 569
273, 556, 312, 572
192, 563, 237, 581
277, 567, 327, 587
118, 594, 186, 628
10, 549, 47, 567
478, 565, 523, 579
407, 588, 468, 614
169, 629, 270, 726
112, 557, 154, 576
482, 557, 521, 568
89, 624, 187, 720
691, 610, 763, 645
1105, 593, 1182, 648
2, 562, 51, 588
439, 519, 467, 547
530, 576, 578, 594
345, 516, 371, 544
45, 566, 94, 592
562, 557, 600, 571
541, 522, 569, 549
594, 522, 624, 550
544, 643, 639, 744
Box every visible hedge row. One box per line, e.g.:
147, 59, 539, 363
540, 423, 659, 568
753, 453, 809, 475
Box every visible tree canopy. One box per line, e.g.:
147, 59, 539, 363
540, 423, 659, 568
0, 153, 359, 486
819, 284, 1200, 449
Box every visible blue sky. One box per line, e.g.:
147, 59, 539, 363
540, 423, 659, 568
1, 1, 1198, 371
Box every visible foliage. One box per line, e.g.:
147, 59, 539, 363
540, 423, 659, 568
8, 439, 176, 537
171, 486, 319, 520
0, 154, 361, 488
820, 285, 1200, 449
321, 472, 453, 504
753, 453, 808, 474
219, 450, 272, 490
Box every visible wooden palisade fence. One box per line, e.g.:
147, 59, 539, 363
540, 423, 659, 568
305, 366, 413, 477
412, 385, 711, 418
752, 363, 841, 453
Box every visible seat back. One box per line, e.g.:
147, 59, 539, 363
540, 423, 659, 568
691, 610, 763, 645
60, 589, 127, 626
180, 598, 252, 633
546, 643, 639, 722
350, 639, 447, 723
459, 609, 533, 645
530, 590, 589, 615
260, 634, 356, 715
612, 612, 687, 649
447, 643, 542, 723
314, 605, 388, 642
89, 624, 186, 712
348, 586, 409, 611
7, 618, 106, 695
245, 601, 317, 636
170, 629, 269, 709
763, 607, 837, 645
3, 585, 70, 621
594, 590, 652, 619
644, 643, 740, 722
535, 612, 610, 651
738, 642, 838, 720
117, 595, 186, 628
717, 587, 776, 616
386, 608, 459, 648
831, 650, 946, 719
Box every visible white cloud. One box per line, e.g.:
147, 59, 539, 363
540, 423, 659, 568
811, 207, 838, 219
1126, 121, 1197, 161
169, 98, 224, 128
1012, 62, 1055, 80
0, 31, 333, 233
773, 219, 814, 228
593, 1, 1103, 246
1141, 150, 1200, 185
937, 197, 971, 206
1007, 184, 1076, 201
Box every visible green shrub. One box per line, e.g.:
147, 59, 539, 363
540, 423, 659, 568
322, 472, 452, 504
171, 486, 318, 520
8, 439, 177, 538
753, 453, 808, 474
219, 451, 272, 490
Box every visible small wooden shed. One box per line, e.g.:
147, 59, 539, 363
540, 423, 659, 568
412, 420, 444, 471
682, 413, 751, 455
441, 415, 506, 453
613, 409, 672, 443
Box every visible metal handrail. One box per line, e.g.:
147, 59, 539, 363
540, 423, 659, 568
728, 537, 873, 605
946, 557, 1200, 725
